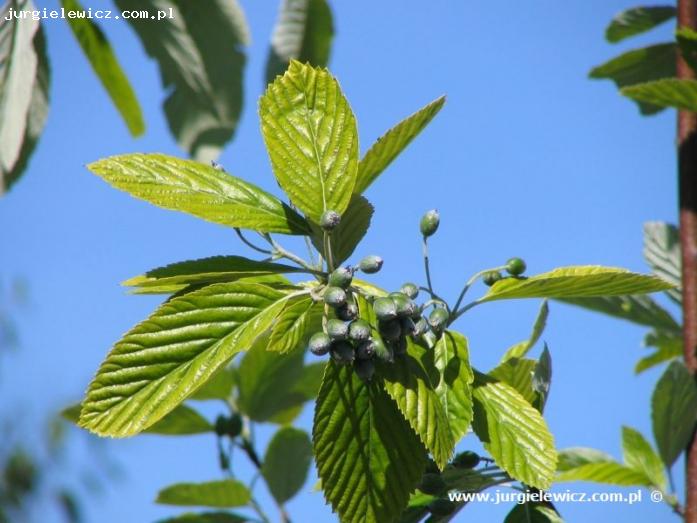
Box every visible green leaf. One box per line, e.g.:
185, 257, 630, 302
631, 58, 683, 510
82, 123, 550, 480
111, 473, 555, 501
380, 339, 455, 469
556, 447, 614, 470
643, 222, 682, 304
265, 0, 334, 84
482, 266, 673, 302
0, 0, 50, 194
313, 361, 427, 523
123, 256, 303, 294
472, 373, 557, 489
605, 6, 676, 43
88, 154, 310, 235
501, 300, 549, 361
259, 61, 359, 222
114, 0, 249, 160
66, 402, 211, 435
429, 330, 474, 444
489, 358, 538, 406
589, 43, 675, 115
556, 448, 652, 486
266, 361, 326, 424
156, 513, 248, 523
145, 404, 212, 435
677, 27, 697, 73
558, 294, 680, 334
311, 195, 374, 265
556, 462, 652, 486
505, 502, 563, 523
355, 96, 445, 194
156, 480, 250, 508
622, 78, 697, 112
652, 361, 697, 467
636, 330, 683, 373
64, 402, 210, 435
237, 331, 315, 422
79, 282, 290, 437
267, 293, 323, 353
262, 427, 313, 503
61, 0, 143, 136
621, 426, 667, 491
188, 366, 234, 401
532, 345, 552, 413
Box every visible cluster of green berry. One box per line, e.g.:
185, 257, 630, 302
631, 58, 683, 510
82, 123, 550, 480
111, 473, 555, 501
483, 257, 527, 285
307, 256, 454, 381
419, 451, 481, 516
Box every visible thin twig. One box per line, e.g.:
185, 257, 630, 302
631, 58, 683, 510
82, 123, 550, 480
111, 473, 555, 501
452, 265, 507, 314
422, 237, 434, 293
235, 228, 273, 255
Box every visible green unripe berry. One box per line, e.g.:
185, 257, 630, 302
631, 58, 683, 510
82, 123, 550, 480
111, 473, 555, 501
505, 257, 527, 276
336, 302, 358, 321
330, 341, 355, 364
482, 270, 502, 286
358, 255, 383, 274
326, 319, 349, 340
324, 286, 347, 308
356, 340, 376, 360
452, 450, 480, 469
349, 319, 371, 342
400, 317, 416, 335
419, 473, 446, 495
428, 499, 456, 516
400, 282, 419, 299
214, 414, 242, 438
214, 414, 227, 437
227, 413, 242, 438
391, 293, 417, 317
354, 358, 375, 381
373, 297, 397, 321
428, 308, 449, 331
412, 317, 429, 336
379, 319, 402, 341
371, 337, 393, 362
328, 267, 353, 289
319, 210, 341, 231
420, 209, 440, 238
309, 332, 332, 355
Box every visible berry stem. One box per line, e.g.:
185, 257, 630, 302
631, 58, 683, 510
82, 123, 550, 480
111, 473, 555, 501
452, 266, 507, 315
449, 297, 485, 325
323, 231, 336, 272
422, 236, 434, 294
262, 234, 324, 278
235, 228, 273, 255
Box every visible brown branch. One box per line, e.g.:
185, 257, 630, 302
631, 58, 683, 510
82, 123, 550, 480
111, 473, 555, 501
677, 1, 697, 521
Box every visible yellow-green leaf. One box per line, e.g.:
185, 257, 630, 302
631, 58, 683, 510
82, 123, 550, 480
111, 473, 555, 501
259, 61, 359, 222
482, 266, 672, 302
472, 373, 557, 489
123, 256, 302, 294
79, 282, 289, 437
380, 338, 454, 469
61, 0, 143, 136
355, 96, 445, 194
156, 480, 250, 508
88, 153, 310, 235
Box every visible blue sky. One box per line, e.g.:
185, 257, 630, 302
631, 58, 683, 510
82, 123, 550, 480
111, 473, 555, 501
0, 1, 683, 522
